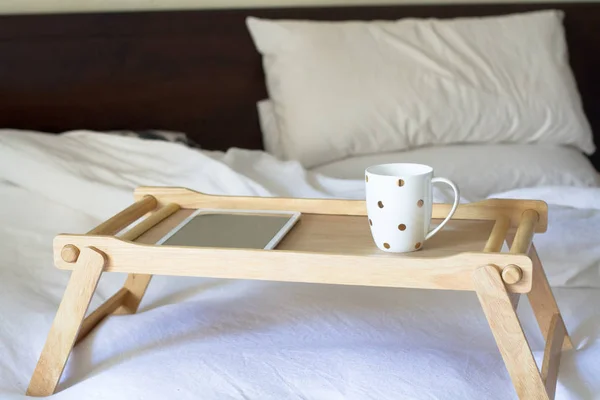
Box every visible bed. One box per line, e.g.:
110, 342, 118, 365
1, 3, 600, 400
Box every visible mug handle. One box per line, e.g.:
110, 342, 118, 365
425, 177, 460, 241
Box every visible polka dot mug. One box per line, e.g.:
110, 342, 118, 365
365, 163, 460, 253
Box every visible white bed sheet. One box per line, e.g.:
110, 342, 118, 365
1, 130, 599, 400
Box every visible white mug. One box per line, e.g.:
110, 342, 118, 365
365, 163, 460, 253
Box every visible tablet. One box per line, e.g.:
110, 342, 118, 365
156, 209, 300, 250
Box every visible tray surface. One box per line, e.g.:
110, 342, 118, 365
136, 209, 496, 258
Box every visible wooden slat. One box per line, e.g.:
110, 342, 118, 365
133, 187, 548, 232
504, 234, 524, 309
283, 216, 495, 257
114, 203, 181, 314
132, 208, 194, 245
141, 212, 495, 258
484, 216, 510, 252
69, 204, 182, 339
473, 265, 549, 400
510, 210, 539, 254
114, 275, 152, 315
75, 287, 129, 344
61, 197, 159, 263
115, 208, 195, 315
89, 195, 157, 235
541, 314, 567, 400
27, 247, 106, 397
54, 235, 534, 293
119, 203, 180, 241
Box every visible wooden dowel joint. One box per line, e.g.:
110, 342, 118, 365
502, 265, 523, 285
61, 244, 80, 263
522, 208, 540, 221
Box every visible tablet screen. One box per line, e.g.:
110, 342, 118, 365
159, 212, 298, 249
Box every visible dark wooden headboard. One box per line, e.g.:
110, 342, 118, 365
0, 2, 598, 169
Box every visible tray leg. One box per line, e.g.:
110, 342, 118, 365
112, 203, 181, 315
473, 265, 550, 400
527, 244, 573, 350
27, 247, 106, 397
113, 273, 153, 315
506, 231, 574, 351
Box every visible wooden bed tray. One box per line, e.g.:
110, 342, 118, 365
28, 186, 573, 399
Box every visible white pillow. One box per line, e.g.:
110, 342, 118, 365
257, 98, 283, 157
310, 143, 600, 201
247, 11, 595, 168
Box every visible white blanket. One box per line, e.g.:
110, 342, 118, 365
1, 130, 599, 399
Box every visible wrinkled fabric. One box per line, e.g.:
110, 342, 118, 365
0, 130, 599, 399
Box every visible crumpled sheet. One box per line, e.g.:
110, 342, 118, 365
0, 130, 599, 399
